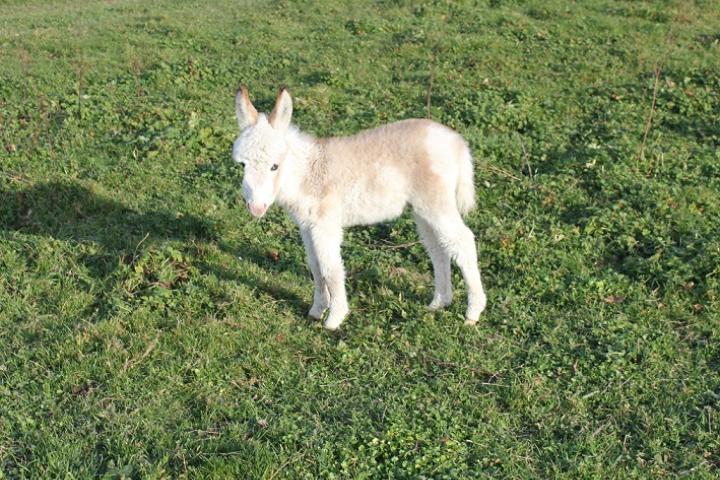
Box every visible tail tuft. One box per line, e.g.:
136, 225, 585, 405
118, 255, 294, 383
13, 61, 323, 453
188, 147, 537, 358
456, 148, 476, 216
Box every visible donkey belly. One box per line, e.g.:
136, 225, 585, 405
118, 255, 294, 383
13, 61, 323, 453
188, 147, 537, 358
341, 185, 407, 227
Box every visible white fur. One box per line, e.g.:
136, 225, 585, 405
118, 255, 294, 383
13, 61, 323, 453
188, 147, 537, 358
233, 88, 487, 330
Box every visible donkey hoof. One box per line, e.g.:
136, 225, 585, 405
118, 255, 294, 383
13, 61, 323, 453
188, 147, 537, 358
323, 318, 342, 331
464, 307, 482, 325
427, 298, 452, 311
308, 305, 327, 320
464, 296, 486, 324
323, 312, 346, 331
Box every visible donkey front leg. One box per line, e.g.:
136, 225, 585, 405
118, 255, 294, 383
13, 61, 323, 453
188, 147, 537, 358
309, 225, 349, 330
300, 228, 329, 319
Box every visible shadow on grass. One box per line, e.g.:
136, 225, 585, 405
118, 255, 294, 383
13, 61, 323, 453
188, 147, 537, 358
0, 179, 313, 320
1, 179, 214, 255
202, 242, 311, 321
0, 179, 214, 316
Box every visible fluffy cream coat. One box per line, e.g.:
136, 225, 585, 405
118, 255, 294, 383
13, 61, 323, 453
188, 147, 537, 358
232, 87, 486, 330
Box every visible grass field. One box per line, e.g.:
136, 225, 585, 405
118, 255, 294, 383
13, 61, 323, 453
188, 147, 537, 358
1, 0, 719, 477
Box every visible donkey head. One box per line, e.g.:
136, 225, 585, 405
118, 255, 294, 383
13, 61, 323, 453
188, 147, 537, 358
232, 86, 293, 218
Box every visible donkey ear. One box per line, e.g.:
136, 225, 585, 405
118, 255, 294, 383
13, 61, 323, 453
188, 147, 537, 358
268, 87, 293, 132
235, 86, 258, 130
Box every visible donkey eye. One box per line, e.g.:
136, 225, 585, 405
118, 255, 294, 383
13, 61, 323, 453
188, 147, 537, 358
270, 164, 279, 171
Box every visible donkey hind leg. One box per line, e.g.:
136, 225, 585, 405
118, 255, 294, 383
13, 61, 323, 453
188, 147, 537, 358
419, 209, 486, 324
301, 228, 330, 319
309, 225, 349, 330
414, 213, 453, 310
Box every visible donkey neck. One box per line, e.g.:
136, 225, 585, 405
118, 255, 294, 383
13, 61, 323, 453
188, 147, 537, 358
275, 126, 320, 212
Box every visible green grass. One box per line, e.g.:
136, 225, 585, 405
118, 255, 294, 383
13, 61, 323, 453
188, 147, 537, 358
1, 0, 719, 477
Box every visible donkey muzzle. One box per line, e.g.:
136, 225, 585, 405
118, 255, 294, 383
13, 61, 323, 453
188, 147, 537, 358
247, 202, 268, 218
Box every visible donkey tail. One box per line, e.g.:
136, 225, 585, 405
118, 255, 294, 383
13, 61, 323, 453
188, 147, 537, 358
456, 147, 476, 216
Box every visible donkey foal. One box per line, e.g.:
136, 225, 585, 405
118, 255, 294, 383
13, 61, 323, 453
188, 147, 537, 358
232, 87, 487, 330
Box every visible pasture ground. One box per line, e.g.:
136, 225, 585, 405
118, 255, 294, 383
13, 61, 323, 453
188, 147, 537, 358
1, 0, 719, 478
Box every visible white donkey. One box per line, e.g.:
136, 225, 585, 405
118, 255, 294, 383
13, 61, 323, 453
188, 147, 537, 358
232, 86, 487, 330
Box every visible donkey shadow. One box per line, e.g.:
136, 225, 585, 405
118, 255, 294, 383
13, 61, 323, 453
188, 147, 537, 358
1, 179, 213, 262
0, 179, 307, 318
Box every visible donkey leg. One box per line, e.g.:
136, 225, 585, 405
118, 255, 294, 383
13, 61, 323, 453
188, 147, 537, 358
300, 228, 329, 319
428, 213, 487, 324
309, 225, 349, 330
414, 213, 453, 310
